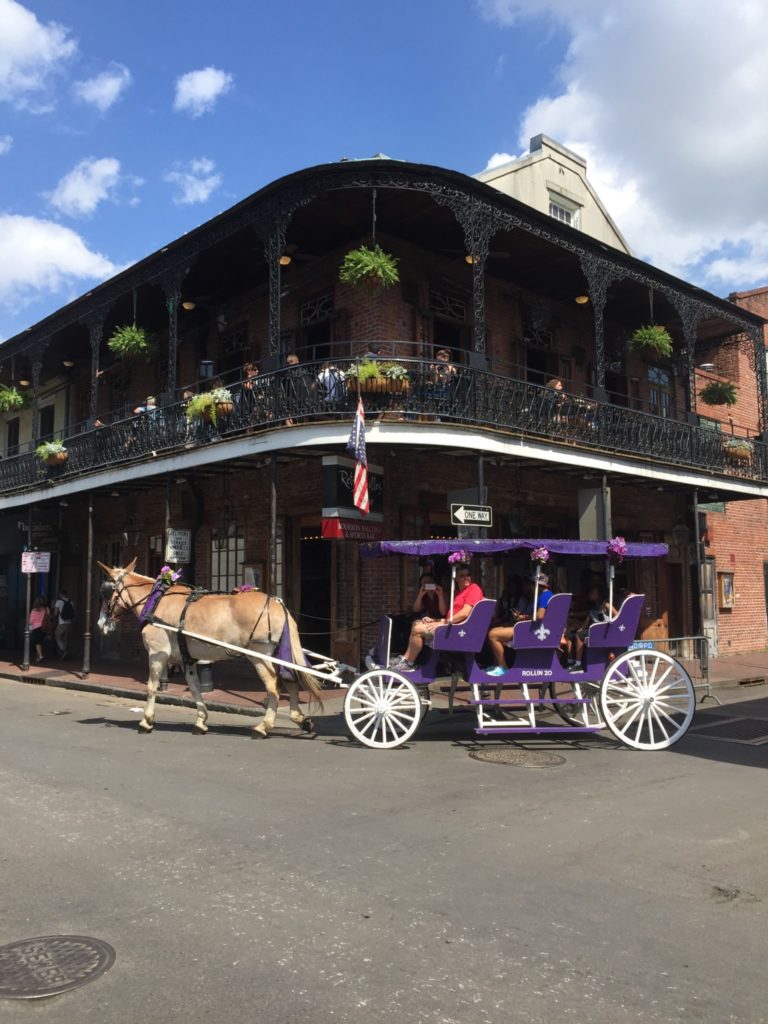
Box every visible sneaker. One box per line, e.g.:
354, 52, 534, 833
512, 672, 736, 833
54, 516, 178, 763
388, 657, 414, 672
486, 666, 506, 677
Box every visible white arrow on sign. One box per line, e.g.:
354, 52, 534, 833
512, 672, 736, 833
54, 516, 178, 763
454, 505, 469, 523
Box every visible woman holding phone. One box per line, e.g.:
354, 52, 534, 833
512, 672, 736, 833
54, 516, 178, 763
411, 572, 447, 620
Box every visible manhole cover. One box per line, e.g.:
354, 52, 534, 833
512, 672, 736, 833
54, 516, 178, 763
0, 935, 115, 1000
470, 748, 566, 767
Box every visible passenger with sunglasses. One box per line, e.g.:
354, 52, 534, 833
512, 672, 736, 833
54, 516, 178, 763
389, 563, 483, 672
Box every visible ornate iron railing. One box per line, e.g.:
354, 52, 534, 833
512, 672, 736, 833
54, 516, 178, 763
1, 358, 765, 496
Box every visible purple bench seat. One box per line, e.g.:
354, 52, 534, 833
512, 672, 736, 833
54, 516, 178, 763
512, 593, 572, 649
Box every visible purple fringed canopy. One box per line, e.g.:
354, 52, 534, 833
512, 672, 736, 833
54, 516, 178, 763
360, 538, 668, 559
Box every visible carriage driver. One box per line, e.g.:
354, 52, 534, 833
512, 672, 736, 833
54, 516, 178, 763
389, 564, 484, 672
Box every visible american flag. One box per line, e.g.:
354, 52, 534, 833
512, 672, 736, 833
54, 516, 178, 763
346, 397, 370, 515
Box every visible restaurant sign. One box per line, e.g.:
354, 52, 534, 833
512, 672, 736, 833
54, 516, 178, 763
321, 455, 384, 541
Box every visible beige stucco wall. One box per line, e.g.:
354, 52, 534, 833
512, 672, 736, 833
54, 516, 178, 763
476, 135, 631, 255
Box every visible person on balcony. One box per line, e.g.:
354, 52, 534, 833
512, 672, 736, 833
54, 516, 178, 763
389, 563, 483, 672
236, 361, 262, 426
425, 348, 457, 419
284, 352, 310, 425
315, 361, 345, 411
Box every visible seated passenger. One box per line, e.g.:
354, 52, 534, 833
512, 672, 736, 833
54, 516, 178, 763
389, 563, 483, 671
569, 585, 617, 667
412, 572, 447, 621
486, 573, 554, 676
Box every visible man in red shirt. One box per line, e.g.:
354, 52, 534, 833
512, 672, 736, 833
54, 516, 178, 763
389, 564, 484, 671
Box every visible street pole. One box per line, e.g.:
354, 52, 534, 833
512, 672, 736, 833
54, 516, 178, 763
21, 507, 32, 670
270, 453, 278, 594
81, 493, 94, 679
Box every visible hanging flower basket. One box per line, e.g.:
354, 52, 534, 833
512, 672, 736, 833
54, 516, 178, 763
629, 325, 673, 359
185, 387, 233, 426
345, 360, 411, 393
339, 245, 399, 292
107, 323, 156, 361
699, 380, 738, 406
36, 440, 68, 466
0, 385, 25, 413
723, 438, 753, 462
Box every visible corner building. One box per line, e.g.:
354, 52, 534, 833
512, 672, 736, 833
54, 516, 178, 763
0, 158, 766, 667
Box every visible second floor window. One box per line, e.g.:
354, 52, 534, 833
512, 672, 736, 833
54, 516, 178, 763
39, 404, 55, 442
648, 366, 673, 418
6, 416, 19, 457
548, 192, 581, 229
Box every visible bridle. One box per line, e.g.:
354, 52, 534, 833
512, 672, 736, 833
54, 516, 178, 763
99, 568, 148, 630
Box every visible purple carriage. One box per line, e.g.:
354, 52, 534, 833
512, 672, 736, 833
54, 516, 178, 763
343, 538, 696, 751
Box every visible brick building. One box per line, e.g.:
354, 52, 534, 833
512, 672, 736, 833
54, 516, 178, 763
0, 158, 766, 667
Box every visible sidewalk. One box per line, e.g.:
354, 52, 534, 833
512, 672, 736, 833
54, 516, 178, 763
0, 646, 766, 714
0, 651, 345, 719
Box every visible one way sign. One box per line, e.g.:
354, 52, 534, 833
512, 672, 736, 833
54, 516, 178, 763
450, 503, 493, 528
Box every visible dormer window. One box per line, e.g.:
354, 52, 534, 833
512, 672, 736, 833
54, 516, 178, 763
548, 191, 581, 228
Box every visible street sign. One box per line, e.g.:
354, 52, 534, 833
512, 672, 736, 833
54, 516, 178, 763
165, 528, 192, 563
21, 551, 51, 574
450, 503, 493, 528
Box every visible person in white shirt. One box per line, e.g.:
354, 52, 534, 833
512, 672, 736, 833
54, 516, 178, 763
53, 590, 75, 659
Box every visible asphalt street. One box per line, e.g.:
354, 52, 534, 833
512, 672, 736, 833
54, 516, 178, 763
0, 679, 765, 1024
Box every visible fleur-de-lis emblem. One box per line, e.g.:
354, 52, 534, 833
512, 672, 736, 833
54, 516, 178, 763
618, 624, 626, 632
458, 629, 466, 637
534, 623, 550, 642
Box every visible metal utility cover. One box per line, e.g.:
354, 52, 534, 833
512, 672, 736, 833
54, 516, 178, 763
470, 748, 566, 767
0, 935, 115, 1000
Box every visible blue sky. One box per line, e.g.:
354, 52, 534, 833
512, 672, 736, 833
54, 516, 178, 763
2, 0, 768, 342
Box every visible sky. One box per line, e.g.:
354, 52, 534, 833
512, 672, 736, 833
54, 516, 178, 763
1, 0, 768, 342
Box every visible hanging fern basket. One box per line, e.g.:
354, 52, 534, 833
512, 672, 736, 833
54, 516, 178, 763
699, 380, 738, 406
339, 245, 399, 293
0, 385, 25, 413
107, 323, 156, 361
629, 324, 673, 359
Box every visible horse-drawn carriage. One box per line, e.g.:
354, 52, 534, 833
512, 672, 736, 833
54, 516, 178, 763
97, 538, 696, 752
343, 538, 696, 751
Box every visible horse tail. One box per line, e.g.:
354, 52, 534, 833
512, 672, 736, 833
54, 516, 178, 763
286, 608, 324, 711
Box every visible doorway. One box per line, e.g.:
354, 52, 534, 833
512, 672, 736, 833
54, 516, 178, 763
299, 524, 331, 655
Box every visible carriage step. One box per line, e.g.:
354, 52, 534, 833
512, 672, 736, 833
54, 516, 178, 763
471, 698, 591, 706
475, 726, 601, 735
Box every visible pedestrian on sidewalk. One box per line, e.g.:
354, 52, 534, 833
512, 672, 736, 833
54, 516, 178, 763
29, 597, 51, 664
53, 589, 75, 659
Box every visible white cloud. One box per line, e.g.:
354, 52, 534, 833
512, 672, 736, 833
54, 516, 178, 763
173, 66, 233, 117
0, 0, 76, 110
0, 214, 117, 310
484, 151, 520, 171
478, 0, 768, 291
73, 62, 131, 112
0, 133, 12, 154
164, 157, 221, 205
47, 157, 123, 217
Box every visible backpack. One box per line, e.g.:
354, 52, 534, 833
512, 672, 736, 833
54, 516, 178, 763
61, 599, 75, 620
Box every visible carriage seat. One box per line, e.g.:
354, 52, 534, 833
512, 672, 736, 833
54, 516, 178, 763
431, 599, 497, 653
511, 592, 572, 650
587, 594, 644, 649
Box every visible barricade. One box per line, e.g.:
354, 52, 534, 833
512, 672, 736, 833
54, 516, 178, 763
629, 634, 717, 704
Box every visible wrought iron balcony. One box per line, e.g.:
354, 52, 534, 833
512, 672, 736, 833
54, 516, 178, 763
1, 358, 765, 496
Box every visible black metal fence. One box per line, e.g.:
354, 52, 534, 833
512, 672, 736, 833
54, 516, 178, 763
2, 358, 765, 494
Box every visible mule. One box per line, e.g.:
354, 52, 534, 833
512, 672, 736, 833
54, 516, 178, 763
96, 559, 323, 737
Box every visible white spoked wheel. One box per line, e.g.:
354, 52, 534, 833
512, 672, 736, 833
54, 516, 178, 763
599, 650, 695, 750
344, 670, 422, 749
549, 679, 605, 729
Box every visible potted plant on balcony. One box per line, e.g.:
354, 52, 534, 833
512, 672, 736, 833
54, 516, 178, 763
339, 244, 399, 293
185, 386, 233, 426
0, 384, 25, 413
629, 324, 673, 359
723, 437, 754, 462
107, 323, 156, 361
345, 360, 411, 394
36, 439, 68, 466
699, 380, 738, 406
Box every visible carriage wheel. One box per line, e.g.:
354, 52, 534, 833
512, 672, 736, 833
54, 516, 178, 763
344, 670, 422, 749
599, 650, 695, 750
549, 679, 605, 729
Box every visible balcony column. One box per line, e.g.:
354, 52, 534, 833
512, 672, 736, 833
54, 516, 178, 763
84, 311, 104, 421
30, 346, 43, 441
751, 323, 768, 439
162, 269, 186, 398
673, 296, 704, 423
441, 198, 494, 355
579, 255, 622, 394
264, 221, 286, 357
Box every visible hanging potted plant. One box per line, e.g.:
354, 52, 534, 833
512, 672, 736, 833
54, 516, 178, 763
339, 244, 399, 292
0, 384, 25, 413
36, 439, 68, 466
107, 324, 156, 361
629, 324, 673, 359
699, 380, 738, 406
723, 437, 754, 462
185, 386, 233, 426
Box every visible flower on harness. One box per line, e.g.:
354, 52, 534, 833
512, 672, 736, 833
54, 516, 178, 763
530, 546, 549, 565
448, 550, 471, 565
158, 565, 183, 586
607, 536, 628, 563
